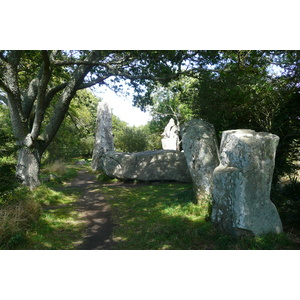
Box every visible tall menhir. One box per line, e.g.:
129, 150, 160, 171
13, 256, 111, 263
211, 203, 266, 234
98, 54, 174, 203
91, 102, 114, 171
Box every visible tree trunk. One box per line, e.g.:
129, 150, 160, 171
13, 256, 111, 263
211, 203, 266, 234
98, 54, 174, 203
16, 147, 42, 190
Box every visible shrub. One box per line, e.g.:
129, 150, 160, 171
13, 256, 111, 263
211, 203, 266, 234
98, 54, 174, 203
115, 126, 148, 153
0, 162, 18, 194
272, 180, 300, 228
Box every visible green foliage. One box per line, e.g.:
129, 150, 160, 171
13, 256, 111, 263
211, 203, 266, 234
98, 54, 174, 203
112, 115, 161, 152
115, 126, 148, 153
272, 180, 300, 228
148, 79, 195, 134
0, 104, 15, 158
0, 161, 18, 195
43, 90, 99, 162
96, 172, 119, 183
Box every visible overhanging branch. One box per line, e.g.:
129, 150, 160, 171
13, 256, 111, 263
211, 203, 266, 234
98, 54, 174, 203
31, 51, 52, 140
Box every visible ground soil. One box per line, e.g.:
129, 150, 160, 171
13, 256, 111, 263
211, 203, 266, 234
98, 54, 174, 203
57, 169, 117, 250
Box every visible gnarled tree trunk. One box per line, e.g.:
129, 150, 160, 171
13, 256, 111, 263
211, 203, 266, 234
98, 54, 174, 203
16, 147, 42, 190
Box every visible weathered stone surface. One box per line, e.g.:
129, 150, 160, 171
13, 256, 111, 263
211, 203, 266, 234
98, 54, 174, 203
91, 102, 114, 171
211, 129, 283, 237
181, 119, 220, 202
161, 118, 180, 151
100, 150, 192, 183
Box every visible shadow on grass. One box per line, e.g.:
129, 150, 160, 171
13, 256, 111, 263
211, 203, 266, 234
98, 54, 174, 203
13, 187, 87, 250
102, 183, 297, 250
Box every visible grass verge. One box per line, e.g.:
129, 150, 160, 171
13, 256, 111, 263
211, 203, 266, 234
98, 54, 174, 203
0, 160, 87, 250
0, 184, 87, 250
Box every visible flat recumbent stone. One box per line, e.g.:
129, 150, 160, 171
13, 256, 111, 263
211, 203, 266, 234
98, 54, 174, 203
100, 150, 192, 183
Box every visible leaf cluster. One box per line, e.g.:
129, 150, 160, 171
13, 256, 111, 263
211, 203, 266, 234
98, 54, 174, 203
112, 115, 161, 152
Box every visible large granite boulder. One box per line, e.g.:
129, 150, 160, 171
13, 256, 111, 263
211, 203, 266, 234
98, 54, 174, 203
181, 119, 220, 202
91, 102, 114, 171
211, 129, 283, 237
100, 150, 192, 183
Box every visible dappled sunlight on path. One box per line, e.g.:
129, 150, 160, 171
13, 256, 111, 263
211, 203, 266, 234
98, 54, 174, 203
59, 170, 116, 250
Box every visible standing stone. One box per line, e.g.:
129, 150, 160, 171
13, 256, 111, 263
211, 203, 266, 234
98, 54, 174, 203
91, 101, 114, 171
161, 118, 180, 151
181, 119, 220, 202
211, 129, 283, 237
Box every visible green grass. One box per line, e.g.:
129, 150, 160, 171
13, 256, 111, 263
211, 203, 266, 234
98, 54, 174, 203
40, 160, 78, 184
0, 160, 87, 250
96, 172, 120, 183
0, 183, 88, 250
1, 157, 299, 250
101, 182, 297, 250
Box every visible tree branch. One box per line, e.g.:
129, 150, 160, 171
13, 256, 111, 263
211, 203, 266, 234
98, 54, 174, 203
31, 51, 52, 140
78, 75, 111, 89
45, 82, 68, 104
2, 52, 28, 142
42, 51, 102, 148
66, 112, 81, 131
22, 77, 39, 119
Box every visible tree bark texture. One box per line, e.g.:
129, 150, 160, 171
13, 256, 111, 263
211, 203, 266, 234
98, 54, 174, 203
16, 147, 41, 190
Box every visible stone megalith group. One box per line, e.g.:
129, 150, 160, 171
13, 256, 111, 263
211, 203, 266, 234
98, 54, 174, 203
92, 102, 191, 183
91, 101, 283, 237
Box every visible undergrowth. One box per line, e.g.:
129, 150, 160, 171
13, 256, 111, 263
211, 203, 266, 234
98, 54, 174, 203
0, 183, 87, 250
0, 187, 41, 249
272, 179, 300, 230
0, 160, 85, 250
40, 160, 78, 184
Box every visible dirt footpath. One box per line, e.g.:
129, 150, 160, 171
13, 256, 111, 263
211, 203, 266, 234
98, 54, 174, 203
61, 169, 116, 250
